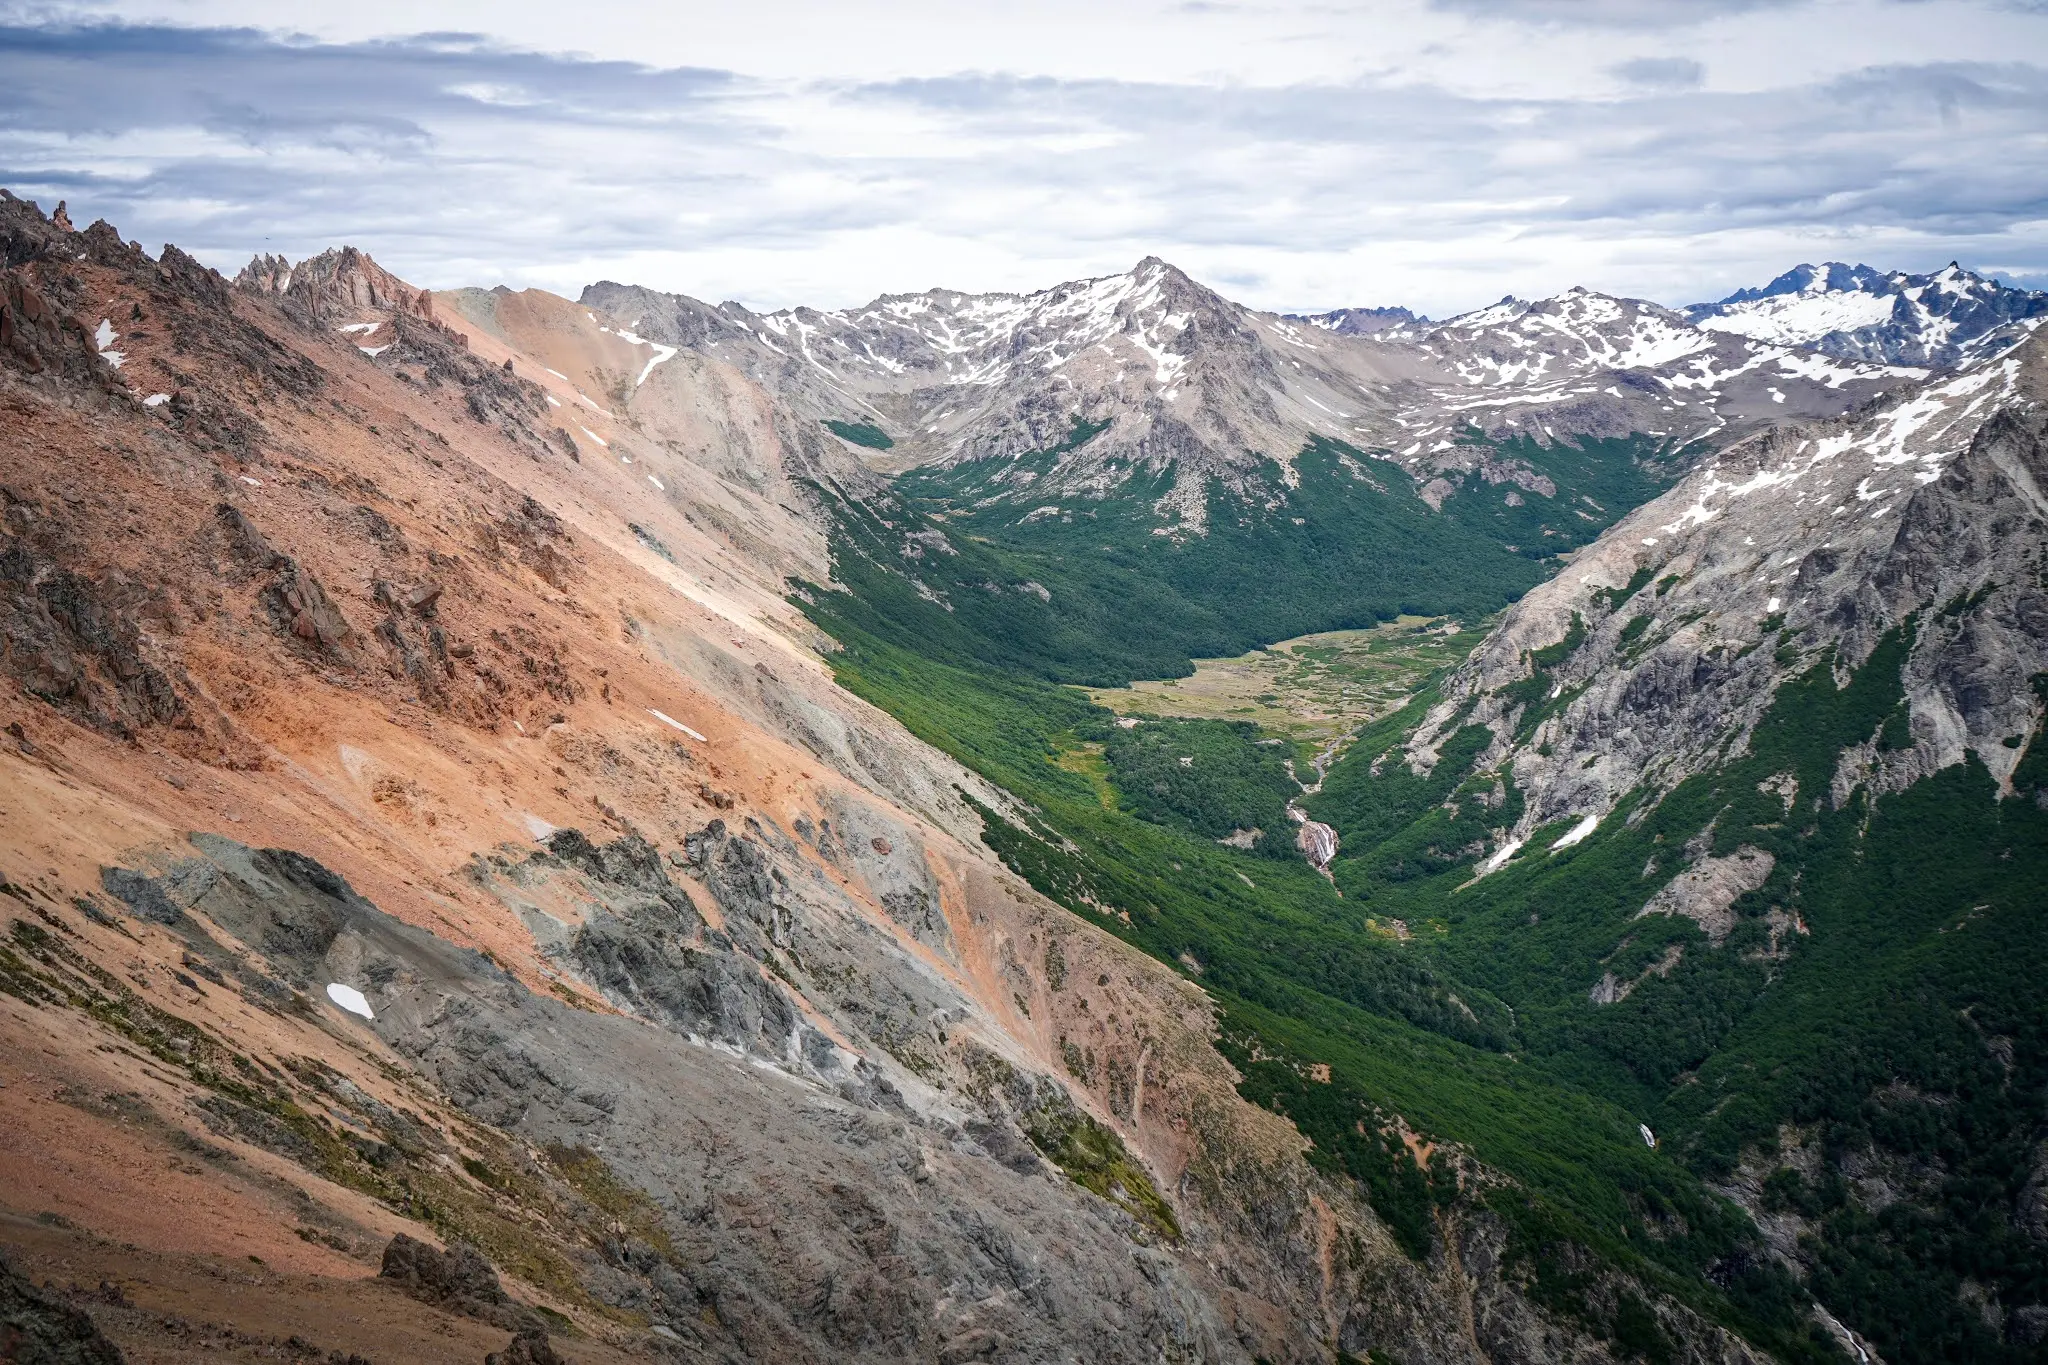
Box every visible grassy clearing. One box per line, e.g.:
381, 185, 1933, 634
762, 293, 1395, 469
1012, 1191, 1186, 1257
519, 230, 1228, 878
1087, 615, 1490, 749
1052, 738, 1118, 810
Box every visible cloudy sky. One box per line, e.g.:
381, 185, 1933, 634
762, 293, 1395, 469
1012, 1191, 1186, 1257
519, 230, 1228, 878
2, 0, 2045, 316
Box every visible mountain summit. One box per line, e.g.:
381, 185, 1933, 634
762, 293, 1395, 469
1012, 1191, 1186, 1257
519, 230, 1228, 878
1686, 260, 2048, 368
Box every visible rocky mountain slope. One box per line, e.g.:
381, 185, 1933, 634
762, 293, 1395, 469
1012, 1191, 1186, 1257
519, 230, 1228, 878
1686, 262, 2048, 370
1426, 321, 2048, 841
0, 188, 1796, 1365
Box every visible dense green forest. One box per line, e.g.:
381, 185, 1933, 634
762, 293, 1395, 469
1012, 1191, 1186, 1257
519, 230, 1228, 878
820, 430, 1678, 685
1098, 717, 1302, 856
822, 417, 895, 449
1301, 622, 2048, 1363
797, 429, 2048, 1365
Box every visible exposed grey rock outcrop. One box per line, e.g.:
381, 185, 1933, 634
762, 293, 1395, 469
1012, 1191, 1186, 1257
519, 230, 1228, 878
84, 827, 1780, 1365
1636, 846, 1774, 943
116, 831, 1240, 1362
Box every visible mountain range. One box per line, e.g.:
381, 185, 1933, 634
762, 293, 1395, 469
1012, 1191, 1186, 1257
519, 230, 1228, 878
583, 259, 1931, 534
2, 187, 2044, 1365
1685, 262, 2048, 369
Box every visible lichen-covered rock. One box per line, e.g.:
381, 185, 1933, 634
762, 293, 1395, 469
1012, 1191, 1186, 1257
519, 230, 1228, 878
379, 1235, 524, 1329
483, 1329, 564, 1365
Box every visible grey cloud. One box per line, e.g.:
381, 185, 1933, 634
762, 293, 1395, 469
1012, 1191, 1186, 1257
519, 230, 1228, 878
0, 22, 742, 132
0, 19, 2043, 314
0, 21, 771, 273
855, 62, 2048, 233
1611, 56, 1705, 89
1428, 0, 1805, 26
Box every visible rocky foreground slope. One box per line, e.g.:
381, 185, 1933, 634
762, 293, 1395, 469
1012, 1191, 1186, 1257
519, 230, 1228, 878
0, 191, 1788, 1364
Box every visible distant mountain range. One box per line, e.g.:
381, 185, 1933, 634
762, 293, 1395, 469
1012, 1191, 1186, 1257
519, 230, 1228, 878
570, 256, 2027, 688
585, 260, 1935, 540
1291, 261, 2048, 372
1283, 304, 1423, 335
1684, 261, 2048, 369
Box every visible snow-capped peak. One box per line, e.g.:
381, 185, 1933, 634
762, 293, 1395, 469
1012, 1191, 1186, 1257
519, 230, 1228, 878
1423, 288, 1715, 381
1687, 261, 2048, 369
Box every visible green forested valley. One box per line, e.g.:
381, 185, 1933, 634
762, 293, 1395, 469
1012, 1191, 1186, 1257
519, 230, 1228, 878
797, 430, 2048, 1365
